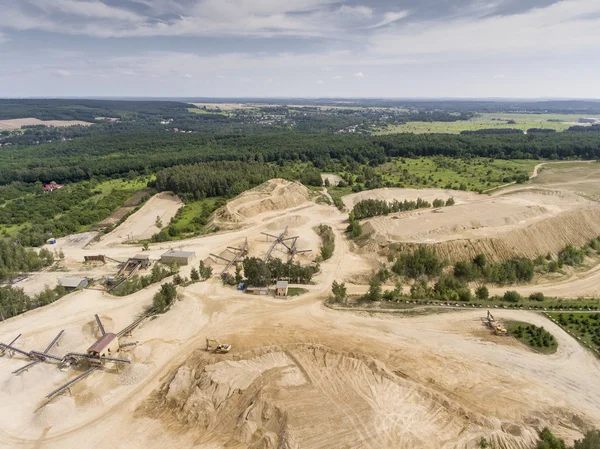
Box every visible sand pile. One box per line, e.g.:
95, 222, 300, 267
142, 345, 546, 449
353, 188, 600, 262
213, 180, 311, 227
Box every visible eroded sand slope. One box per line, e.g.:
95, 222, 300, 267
350, 188, 600, 261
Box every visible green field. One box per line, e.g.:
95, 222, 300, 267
505, 320, 558, 354
150, 196, 225, 242
187, 107, 230, 116
549, 312, 600, 355
373, 157, 538, 192
375, 113, 579, 135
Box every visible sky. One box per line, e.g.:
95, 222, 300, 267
0, 0, 599, 98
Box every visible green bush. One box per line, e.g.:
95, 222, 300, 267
392, 246, 442, 279
503, 290, 522, 303
558, 245, 585, 266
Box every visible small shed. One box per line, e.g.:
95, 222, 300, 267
161, 250, 196, 266
59, 277, 88, 290
275, 281, 289, 297
87, 333, 119, 359
130, 254, 151, 268
246, 286, 270, 296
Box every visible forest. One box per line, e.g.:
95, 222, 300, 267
2, 131, 600, 186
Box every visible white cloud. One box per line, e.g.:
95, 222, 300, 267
317, 79, 325, 84
55, 69, 71, 77
0, 0, 388, 39
354, 72, 365, 78
184, 73, 193, 78
493, 74, 505, 79
369, 0, 600, 56
369, 11, 410, 28
339, 5, 372, 18
123, 70, 136, 76
34, 0, 142, 21
332, 75, 342, 80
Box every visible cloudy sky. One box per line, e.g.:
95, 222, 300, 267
0, 0, 598, 98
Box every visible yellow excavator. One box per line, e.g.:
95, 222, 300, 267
486, 311, 508, 335
206, 338, 231, 353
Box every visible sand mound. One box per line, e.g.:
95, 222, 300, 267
354, 188, 600, 262
266, 216, 309, 231
213, 180, 311, 227
143, 345, 543, 449
97, 192, 182, 246
119, 363, 152, 386
82, 316, 114, 339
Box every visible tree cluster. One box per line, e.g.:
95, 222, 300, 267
242, 257, 317, 286
0, 284, 68, 321
512, 323, 556, 349
152, 282, 177, 314
111, 263, 177, 297
453, 254, 535, 285
315, 224, 335, 260
0, 240, 54, 282
352, 197, 451, 220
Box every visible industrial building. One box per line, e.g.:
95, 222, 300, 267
275, 280, 289, 297
59, 277, 88, 290
130, 254, 151, 268
87, 333, 119, 361
246, 286, 270, 295
160, 250, 195, 265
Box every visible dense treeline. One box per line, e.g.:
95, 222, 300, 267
453, 254, 535, 284
0, 284, 67, 321
527, 128, 557, 134
0, 99, 189, 122
153, 161, 288, 200
460, 128, 523, 135
352, 197, 453, 219
315, 225, 335, 260
0, 240, 54, 281
2, 131, 600, 186
567, 124, 600, 132
242, 257, 317, 286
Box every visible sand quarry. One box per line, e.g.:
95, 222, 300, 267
347, 184, 600, 262
2, 171, 600, 449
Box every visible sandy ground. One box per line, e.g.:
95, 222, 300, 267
349, 184, 600, 262
0, 118, 93, 130
321, 173, 342, 186
2, 177, 600, 448
94, 193, 182, 247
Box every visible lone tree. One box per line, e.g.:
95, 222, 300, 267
366, 274, 382, 301
153, 282, 177, 313
155, 215, 163, 229
198, 260, 213, 281
190, 267, 200, 282
331, 281, 347, 303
